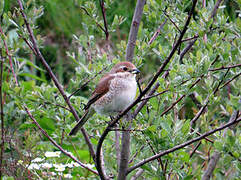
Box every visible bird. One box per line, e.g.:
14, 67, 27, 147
69, 61, 140, 136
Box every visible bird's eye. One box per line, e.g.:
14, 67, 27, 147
123, 67, 128, 71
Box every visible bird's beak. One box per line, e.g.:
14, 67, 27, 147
130, 68, 140, 74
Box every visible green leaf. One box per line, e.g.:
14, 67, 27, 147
214, 141, 223, 151
179, 151, 190, 163
21, 80, 35, 92
230, 94, 241, 110
18, 58, 45, 72
19, 73, 47, 82
37, 117, 55, 131
181, 120, 190, 135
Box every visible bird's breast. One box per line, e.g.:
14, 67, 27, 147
93, 76, 137, 115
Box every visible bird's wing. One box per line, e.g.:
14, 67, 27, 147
84, 74, 114, 110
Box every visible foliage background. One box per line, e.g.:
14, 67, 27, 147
0, 0, 240, 179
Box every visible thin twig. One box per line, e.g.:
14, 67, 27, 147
181, 35, 199, 43
163, 11, 181, 33
99, 0, 109, 40
209, 64, 241, 71
68, 66, 108, 99
160, 76, 202, 116
79, 6, 106, 33
191, 69, 230, 127
179, 38, 198, 63
129, 145, 145, 164
148, 19, 167, 45
210, 0, 224, 19
220, 72, 241, 89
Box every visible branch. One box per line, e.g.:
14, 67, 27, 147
115, 128, 121, 169
23, 105, 98, 175
179, 38, 198, 63
220, 71, 241, 89
127, 117, 240, 174
99, 0, 109, 40
163, 11, 181, 33
0, 52, 4, 179
133, 83, 160, 117
130, 169, 144, 180
125, 0, 146, 61
208, 63, 241, 71
210, 0, 224, 19
96, 0, 198, 178
148, 19, 167, 45
79, 6, 106, 33
117, 113, 132, 180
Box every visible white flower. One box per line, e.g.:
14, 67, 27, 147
64, 174, 73, 178
54, 164, 65, 172
28, 163, 40, 170
41, 162, 53, 169
32, 157, 44, 162
45, 151, 61, 158
65, 163, 74, 168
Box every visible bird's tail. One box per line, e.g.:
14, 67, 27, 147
69, 108, 95, 136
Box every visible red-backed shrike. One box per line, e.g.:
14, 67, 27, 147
69, 61, 140, 136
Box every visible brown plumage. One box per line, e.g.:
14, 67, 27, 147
69, 61, 140, 135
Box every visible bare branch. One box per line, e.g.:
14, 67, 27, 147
115, 129, 121, 169
99, 0, 109, 40
125, 0, 146, 61
117, 113, 132, 180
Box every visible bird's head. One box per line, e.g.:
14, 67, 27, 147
110, 61, 140, 76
